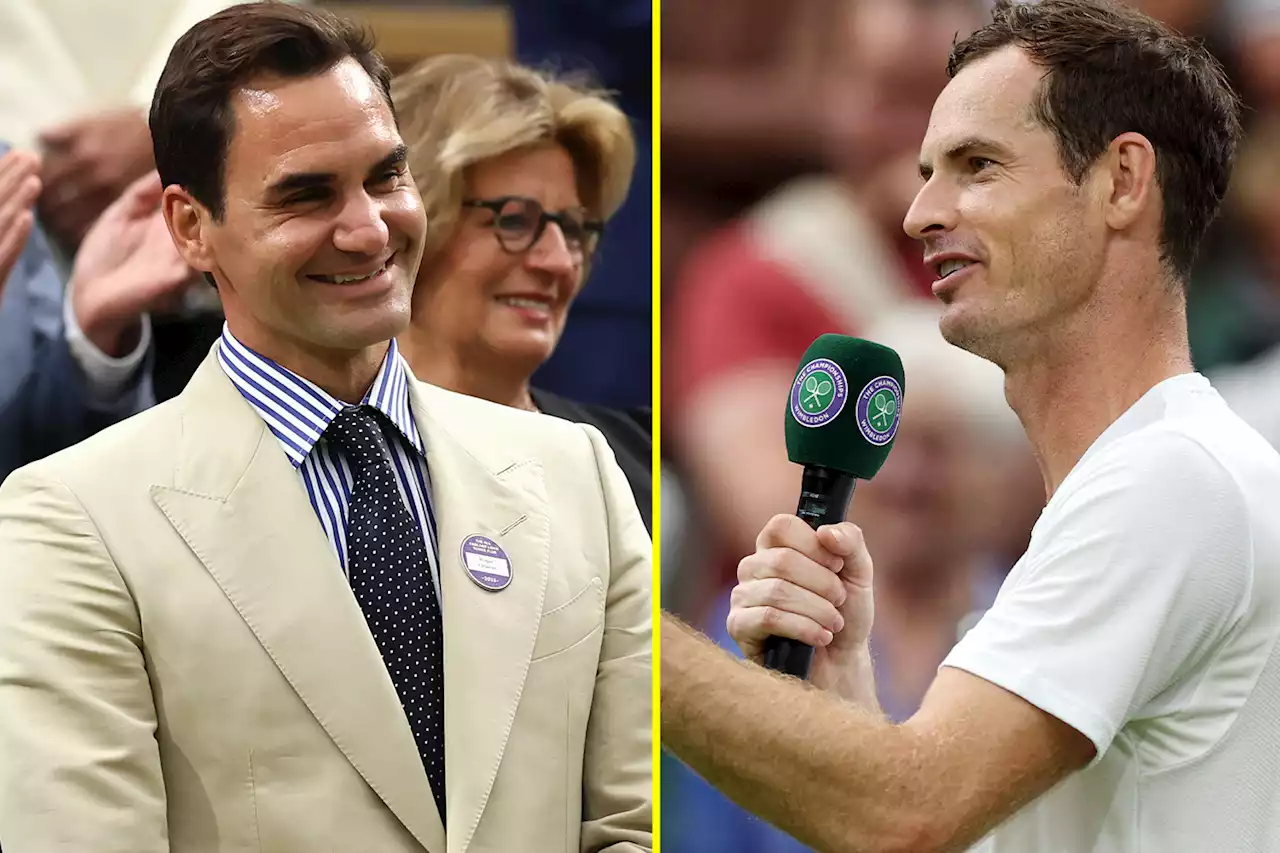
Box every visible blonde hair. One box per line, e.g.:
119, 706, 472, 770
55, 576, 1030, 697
391, 54, 637, 257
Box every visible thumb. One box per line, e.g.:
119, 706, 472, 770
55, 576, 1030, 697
816, 522, 864, 558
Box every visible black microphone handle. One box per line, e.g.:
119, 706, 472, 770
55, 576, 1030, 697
761, 466, 857, 679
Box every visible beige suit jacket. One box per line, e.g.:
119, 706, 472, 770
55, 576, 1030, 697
0, 349, 652, 852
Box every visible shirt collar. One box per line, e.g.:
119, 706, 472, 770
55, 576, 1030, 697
216, 324, 425, 468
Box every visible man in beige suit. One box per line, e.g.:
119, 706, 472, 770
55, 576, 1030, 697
0, 4, 652, 852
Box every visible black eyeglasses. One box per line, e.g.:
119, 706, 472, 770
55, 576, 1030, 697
462, 195, 604, 261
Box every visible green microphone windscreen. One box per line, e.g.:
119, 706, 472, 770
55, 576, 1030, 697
785, 334, 905, 479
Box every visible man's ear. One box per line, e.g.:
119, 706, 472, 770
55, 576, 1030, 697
162, 185, 218, 279
1099, 131, 1159, 233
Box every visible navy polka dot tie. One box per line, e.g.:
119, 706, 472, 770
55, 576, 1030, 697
325, 405, 446, 822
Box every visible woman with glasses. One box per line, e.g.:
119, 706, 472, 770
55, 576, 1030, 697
392, 54, 651, 530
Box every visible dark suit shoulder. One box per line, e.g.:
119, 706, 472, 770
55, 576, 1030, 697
3, 395, 186, 490
530, 388, 652, 533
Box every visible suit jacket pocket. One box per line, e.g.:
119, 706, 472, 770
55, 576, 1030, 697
531, 577, 604, 661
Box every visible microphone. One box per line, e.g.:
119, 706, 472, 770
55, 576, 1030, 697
762, 334, 905, 679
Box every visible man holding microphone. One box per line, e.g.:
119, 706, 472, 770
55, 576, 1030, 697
661, 1, 1280, 851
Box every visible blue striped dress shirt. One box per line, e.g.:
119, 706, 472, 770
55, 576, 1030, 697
216, 326, 441, 597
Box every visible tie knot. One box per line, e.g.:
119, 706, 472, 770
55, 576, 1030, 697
324, 405, 387, 460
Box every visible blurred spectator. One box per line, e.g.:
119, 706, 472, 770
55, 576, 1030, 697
510, 0, 653, 409
392, 54, 651, 531
0, 0, 250, 251
0, 147, 193, 484
1126, 0, 1280, 380
1188, 116, 1280, 368
1130, 0, 1218, 33
1233, 0, 1280, 109
660, 0, 832, 284
663, 305, 1035, 853
665, 0, 986, 616
0, 1, 292, 403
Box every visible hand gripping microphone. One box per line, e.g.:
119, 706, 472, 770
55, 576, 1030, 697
762, 334, 905, 679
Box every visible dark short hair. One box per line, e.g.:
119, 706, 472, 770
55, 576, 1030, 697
149, 0, 393, 221
948, 0, 1242, 280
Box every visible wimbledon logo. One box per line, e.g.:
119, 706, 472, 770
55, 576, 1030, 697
789, 358, 849, 428
855, 376, 902, 445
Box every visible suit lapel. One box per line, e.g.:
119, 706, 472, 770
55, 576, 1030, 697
409, 381, 551, 853
150, 350, 446, 853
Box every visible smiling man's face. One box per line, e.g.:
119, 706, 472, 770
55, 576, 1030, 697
196, 57, 427, 365
904, 46, 1107, 364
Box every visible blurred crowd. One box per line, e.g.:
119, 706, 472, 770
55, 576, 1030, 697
659, 0, 1280, 850
0, 0, 652, 514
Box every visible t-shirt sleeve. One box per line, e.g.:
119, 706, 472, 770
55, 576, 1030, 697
941, 429, 1253, 759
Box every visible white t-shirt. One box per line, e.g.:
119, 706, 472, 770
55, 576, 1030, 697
943, 373, 1280, 852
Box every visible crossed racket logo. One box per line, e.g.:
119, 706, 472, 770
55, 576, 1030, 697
802, 372, 835, 411
869, 390, 897, 430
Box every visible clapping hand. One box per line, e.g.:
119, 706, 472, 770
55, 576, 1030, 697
0, 150, 42, 301
70, 171, 195, 357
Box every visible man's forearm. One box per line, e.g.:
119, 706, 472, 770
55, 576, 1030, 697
660, 614, 939, 853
